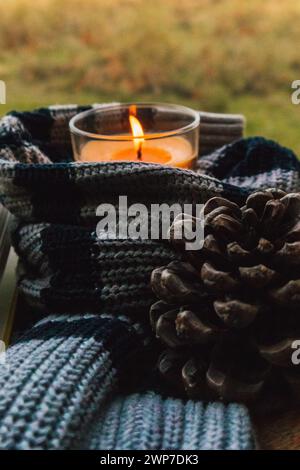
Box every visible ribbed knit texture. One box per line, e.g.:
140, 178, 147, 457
197, 136, 300, 191
0, 314, 150, 450
0, 310, 255, 450
82, 392, 254, 450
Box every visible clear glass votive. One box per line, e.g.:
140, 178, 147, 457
69, 102, 200, 169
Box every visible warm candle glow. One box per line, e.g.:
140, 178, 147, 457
129, 113, 144, 160
72, 103, 200, 168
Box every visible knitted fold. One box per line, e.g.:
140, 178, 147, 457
81, 392, 254, 450
0, 314, 150, 450
12, 223, 178, 315
197, 136, 300, 190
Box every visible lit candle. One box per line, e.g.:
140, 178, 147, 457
70, 103, 200, 168
81, 137, 195, 169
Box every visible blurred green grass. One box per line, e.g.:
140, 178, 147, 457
1, 0, 300, 155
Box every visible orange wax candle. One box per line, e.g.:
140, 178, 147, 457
81, 112, 195, 168
71, 104, 200, 168
81, 136, 195, 169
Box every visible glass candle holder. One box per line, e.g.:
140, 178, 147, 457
69, 103, 200, 169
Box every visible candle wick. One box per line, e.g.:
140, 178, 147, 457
137, 143, 142, 160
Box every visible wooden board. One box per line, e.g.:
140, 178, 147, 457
253, 406, 300, 450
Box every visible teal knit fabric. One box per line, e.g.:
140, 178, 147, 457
0, 314, 150, 450
84, 393, 254, 450
0, 314, 255, 450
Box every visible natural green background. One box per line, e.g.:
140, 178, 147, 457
1, 0, 300, 154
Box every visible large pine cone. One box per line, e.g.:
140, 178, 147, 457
150, 189, 300, 403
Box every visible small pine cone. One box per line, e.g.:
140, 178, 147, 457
150, 189, 300, 404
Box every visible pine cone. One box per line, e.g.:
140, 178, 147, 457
150, 189, 300, 403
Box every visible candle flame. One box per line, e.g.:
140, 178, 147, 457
129, 107, 144, 158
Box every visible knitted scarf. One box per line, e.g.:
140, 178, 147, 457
0, 105, 299, 450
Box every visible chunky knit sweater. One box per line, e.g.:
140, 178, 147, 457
0, 314, 253, 450
0, 105, 299, 450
